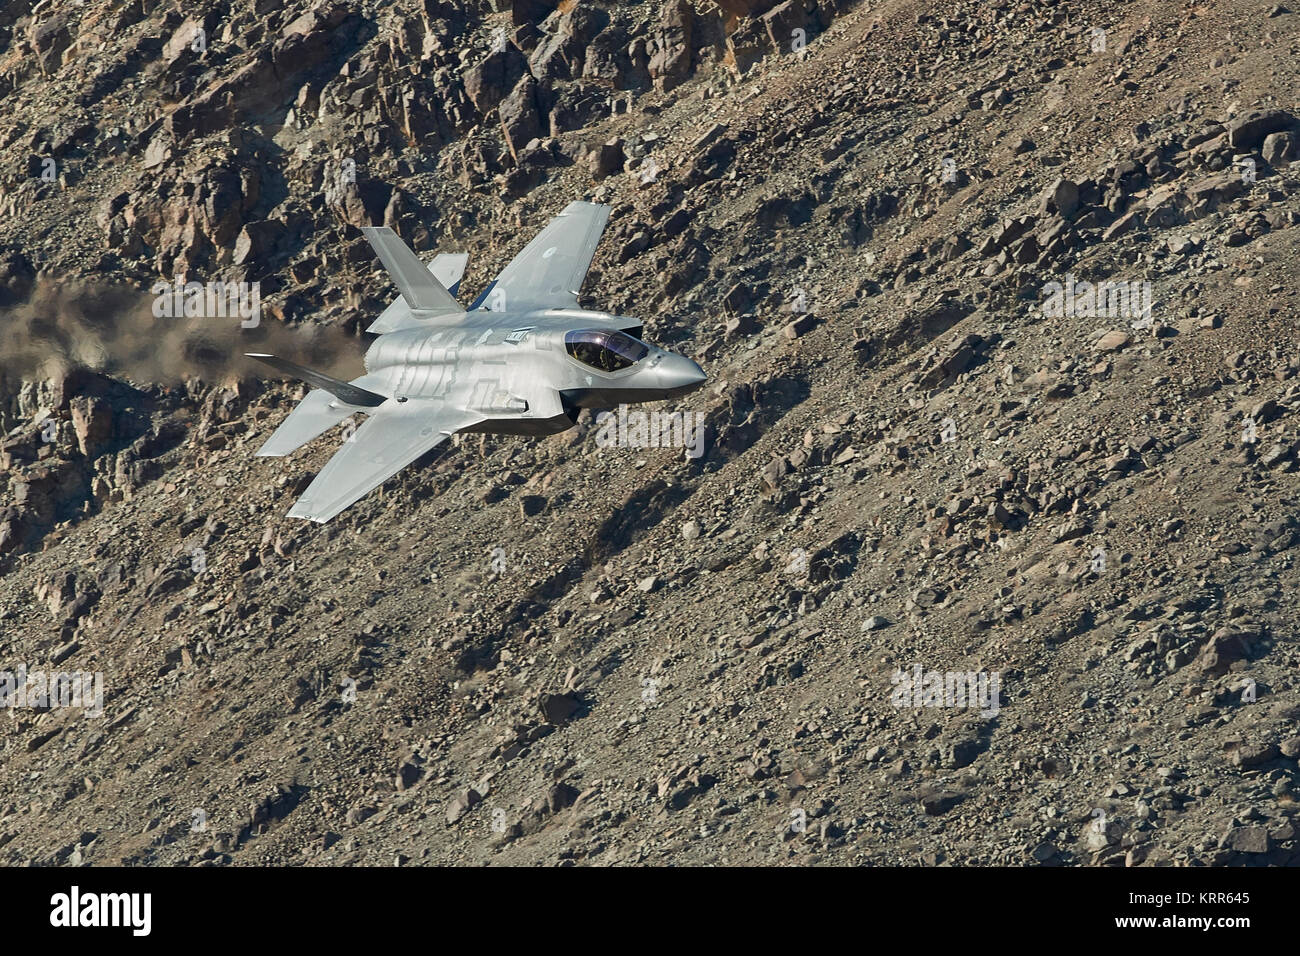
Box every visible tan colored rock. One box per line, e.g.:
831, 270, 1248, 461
1093, 330, 1132, 352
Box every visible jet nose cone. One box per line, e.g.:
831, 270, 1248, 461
658, 354, 706, 395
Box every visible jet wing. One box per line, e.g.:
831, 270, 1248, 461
286, 399, 477, 523
472, 201, 610, 312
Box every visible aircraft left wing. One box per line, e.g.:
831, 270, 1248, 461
471, 201, 610, 312
286, 399, 477, 523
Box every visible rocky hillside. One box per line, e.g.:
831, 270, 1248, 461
1, 0, 1299, 866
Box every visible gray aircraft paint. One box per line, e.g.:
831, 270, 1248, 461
249, 201, 706, 523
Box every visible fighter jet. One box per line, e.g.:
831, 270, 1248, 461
248, 201, 706, 522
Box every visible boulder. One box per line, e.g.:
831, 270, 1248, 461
325, 177, 392, 229
0, 250, 35, 307
1228, 109, 1297, 151
463, 47, 528, 115
499, 75, 543, 162
1263, 131, 1297, 166
589, 138, 626, 179
234, 220, 287, 267
712, 0, 781, 16
69, 397, 114, 459
539, 691, 582, 724
1039, 178, 1081, 220
548, 82, 609, 135
648, 0, 694, 92
30, 12, 73, 76
761, 0, 818, 53
530, 6, 609, 82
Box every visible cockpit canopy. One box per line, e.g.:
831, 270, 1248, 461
564, 329, 649, 372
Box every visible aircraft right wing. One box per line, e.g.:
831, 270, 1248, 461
471, 201, 610, 312
286, 398, 478, 523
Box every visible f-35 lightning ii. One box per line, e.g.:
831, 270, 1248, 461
248, 201, 706, 522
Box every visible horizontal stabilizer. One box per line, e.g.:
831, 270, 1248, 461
246, 353, 387, 407
256, 389, 355, 457
361, 227, 463, 315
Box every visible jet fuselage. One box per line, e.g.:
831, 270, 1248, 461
361, 308, 706, 437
